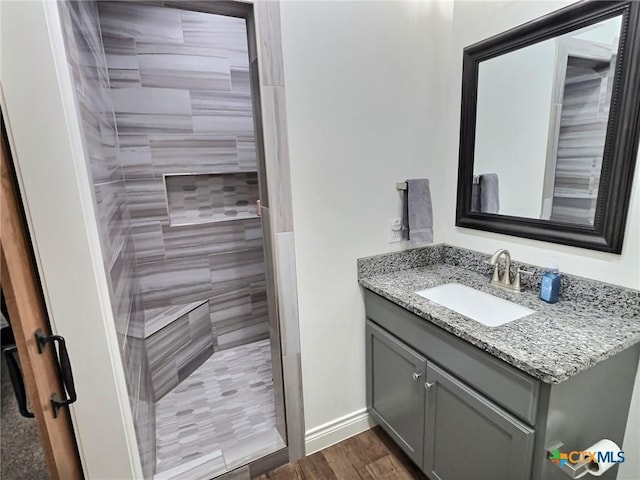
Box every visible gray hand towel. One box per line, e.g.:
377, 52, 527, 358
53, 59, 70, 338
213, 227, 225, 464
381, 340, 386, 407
480, 173, 499, 214
471, 181, 481, 212
401, 179, 433, 244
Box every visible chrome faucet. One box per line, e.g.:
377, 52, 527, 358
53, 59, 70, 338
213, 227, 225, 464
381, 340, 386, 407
485, 249, 531, 292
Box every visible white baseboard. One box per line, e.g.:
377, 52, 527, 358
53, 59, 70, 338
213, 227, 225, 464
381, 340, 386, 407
305, 408, 377, 455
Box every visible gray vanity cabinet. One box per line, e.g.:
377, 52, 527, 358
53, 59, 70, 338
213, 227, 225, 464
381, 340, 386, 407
364, 289, 640, 480
365, 321, 427, 466
423, 362, 535, 480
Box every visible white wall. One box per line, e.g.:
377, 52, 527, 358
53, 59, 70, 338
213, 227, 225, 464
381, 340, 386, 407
280, 0, 453, 436
442, 2, 640, 478
475, 41, 555, 218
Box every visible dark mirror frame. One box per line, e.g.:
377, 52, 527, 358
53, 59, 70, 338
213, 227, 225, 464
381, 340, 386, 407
456, 0, 640, 254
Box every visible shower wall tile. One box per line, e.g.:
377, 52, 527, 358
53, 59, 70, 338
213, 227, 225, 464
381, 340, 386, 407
116, 114, 194, 136
231, 68, 251, 94
190, 91, 253, 115
137, 42, 232, 91
145, 302, 214, 399
181, 10, 250, 67
149, 135, 238, 174
125, 177, 170, 224
102, 34, 140, 88
137, 256, 212, 310
99, 2, 266, 359
192, 114, 255, 136
110, 236, 136, 335
216, 321, 269, 351
132, 222, 166, 264
210, 247, 265, 285
120, 141, 154, 180
147, 314, 189, 398
162, 218, 262, 260
76, 93, 121, 184
237, 137, 257, 171
60, 2, 155, 476
98, 2, 184, 43
112, 85, 192, 116
93, 180, 129, 265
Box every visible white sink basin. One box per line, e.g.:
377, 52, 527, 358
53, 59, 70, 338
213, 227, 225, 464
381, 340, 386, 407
415, 283, 534, 327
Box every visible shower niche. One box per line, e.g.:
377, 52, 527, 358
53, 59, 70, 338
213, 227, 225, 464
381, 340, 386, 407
164, 172, 260, 226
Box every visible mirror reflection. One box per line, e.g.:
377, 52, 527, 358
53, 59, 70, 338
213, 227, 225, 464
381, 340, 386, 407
472, 15, 622, 225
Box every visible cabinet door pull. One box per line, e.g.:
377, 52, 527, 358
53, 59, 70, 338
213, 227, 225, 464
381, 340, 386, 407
412, 372, 422, 381
425, 381, 436, 390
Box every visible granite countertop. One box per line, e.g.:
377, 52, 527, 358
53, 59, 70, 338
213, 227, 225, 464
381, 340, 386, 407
358, 245, 640, 384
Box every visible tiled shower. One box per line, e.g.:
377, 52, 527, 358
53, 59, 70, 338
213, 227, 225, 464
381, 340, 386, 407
58, 1, 285, 478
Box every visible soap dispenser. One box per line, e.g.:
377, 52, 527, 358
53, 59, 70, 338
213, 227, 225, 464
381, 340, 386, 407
540, 264, 561, 303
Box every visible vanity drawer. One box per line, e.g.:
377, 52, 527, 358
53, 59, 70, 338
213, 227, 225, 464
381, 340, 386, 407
364, 290, 540, 425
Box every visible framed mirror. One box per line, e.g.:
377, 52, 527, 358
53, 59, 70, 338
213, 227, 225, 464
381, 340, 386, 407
456, 0, 640, 253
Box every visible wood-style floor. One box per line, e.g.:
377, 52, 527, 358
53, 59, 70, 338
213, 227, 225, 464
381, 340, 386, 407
256, 427, 428, 480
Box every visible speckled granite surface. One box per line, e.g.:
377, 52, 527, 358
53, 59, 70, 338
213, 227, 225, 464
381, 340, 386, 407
358, 244, 640, 384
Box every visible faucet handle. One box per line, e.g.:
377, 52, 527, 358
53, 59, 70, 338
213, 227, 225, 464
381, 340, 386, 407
513, 268, 534, 292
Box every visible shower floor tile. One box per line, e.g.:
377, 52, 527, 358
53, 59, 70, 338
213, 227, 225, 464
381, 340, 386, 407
155, 338, 285, 478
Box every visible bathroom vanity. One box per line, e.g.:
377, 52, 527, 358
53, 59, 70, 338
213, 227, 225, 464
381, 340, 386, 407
359, 245, 640, 480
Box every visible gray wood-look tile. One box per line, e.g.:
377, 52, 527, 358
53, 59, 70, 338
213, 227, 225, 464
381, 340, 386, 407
132, 221, 166, 264
282, 353, 305, 461
190, 90, 253, 115
116, 114, 194, 135
192, 113, 255, 137
112, 87, 193, 115
210, 247, 265, 284
261, 87, 293, 232
181, 10, 250, 68
254, 1, 284, 87
93, 180, 129, 266
236, 136, 257, 171
231, 67, 251, 94
137, 41, 232, 91
98, 2, 185, 43
119, 141, 154, 180
149, 135, 238, 174
137, 256, 212, 310
125, 177, 170, 224
102, 33, 141, 88
77, 92, 121, 184
145, 301, 215, 400
273, 232, 300, 358
162, 218, 262, 260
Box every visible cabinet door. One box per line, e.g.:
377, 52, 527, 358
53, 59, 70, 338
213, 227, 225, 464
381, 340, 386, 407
424, 362, 535, 480
366, 320, 426, 466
